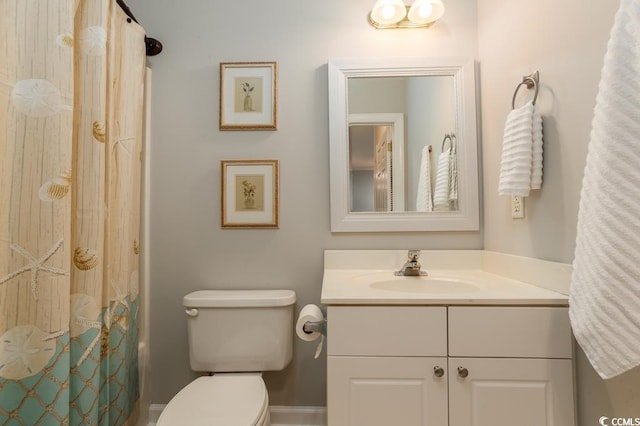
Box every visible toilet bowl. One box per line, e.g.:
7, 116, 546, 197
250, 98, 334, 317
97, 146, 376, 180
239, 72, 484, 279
156, 289, 296, 426
157, 374, 269, 426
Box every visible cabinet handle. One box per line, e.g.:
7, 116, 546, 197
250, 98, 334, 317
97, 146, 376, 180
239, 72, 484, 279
457, 366, 469, 378
433, 366, 445, 378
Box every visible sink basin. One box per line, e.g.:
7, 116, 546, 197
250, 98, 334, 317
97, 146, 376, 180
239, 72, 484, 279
352, 272, 479, 294
370, 277, 479, 294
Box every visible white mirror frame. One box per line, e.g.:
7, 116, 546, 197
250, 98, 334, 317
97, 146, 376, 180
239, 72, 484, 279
328, 57, 480, 232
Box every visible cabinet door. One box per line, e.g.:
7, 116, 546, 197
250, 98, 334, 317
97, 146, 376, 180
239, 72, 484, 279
328, 356, 448, 426
448, 357, 576, 426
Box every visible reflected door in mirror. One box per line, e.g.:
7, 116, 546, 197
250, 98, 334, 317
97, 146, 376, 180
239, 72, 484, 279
349, 124, 394, 212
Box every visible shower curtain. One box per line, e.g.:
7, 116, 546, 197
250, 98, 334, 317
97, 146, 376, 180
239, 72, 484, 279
0, 0, 145, 424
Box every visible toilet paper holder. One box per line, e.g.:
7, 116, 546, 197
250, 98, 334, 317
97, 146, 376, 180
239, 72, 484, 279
302, 319, 326, 336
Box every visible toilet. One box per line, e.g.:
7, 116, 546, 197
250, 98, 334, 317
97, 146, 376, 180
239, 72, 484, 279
157, 289, 297, 426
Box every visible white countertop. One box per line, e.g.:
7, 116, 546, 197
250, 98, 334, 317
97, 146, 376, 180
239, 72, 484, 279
320, 250, 571, 306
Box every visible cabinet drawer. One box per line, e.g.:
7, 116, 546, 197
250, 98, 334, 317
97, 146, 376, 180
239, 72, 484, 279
327, 306, 447, 356
448, 307, 573, 358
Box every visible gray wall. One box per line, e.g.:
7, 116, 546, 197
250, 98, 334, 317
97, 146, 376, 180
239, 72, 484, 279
132, 0, 640, 421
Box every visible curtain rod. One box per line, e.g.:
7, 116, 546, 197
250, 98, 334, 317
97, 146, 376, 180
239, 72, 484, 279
116, 0, 163, 56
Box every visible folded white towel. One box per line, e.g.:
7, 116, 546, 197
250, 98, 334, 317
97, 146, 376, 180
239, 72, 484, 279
531, 109, 544, 189
416, 145, 433, 212
498, 101, 535, 196
433, 148, 451, 209
570, 0, 640, 379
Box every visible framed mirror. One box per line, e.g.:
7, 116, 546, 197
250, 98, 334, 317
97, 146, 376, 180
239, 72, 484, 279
328, 57, 479, 232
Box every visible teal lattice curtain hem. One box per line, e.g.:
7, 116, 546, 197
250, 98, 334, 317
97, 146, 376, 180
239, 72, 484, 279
0, 297, 139, 426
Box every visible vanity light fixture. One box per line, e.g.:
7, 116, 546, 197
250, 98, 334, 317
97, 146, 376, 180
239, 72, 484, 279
368, 0, 445, 29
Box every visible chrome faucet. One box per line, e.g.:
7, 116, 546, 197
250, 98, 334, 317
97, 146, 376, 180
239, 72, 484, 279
395, 250, 428, 276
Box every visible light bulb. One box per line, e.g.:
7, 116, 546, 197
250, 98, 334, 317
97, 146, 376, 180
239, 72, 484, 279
382, 4, 399, 20
408, 0, 444, 24
408, 0, 432, 23
370, 0, 407, 25
417, 4, 433, 19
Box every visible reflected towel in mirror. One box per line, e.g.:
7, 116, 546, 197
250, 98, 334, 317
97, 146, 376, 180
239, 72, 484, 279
433, 147, 451, 209
448, 138, 458, 206
416, 145, 434, 212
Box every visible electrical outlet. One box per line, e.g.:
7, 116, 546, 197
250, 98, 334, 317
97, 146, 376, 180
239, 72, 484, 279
511, 196, 525, 219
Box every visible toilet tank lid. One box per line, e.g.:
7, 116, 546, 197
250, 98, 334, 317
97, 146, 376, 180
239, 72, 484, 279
183, 290, 296, 308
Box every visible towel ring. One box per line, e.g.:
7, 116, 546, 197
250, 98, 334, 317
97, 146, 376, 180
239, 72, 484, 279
511, 71, 539, 109
441, 134, 452, 151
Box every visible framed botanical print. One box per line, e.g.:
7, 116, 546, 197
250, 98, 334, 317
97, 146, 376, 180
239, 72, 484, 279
221, 160, 279, 228
219, 62, 278, 130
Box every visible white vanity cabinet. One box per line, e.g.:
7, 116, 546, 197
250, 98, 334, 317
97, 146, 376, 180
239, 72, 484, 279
327, 305, 576, 426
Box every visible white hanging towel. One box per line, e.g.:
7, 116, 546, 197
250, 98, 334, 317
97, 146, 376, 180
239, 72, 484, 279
433, 147, 451, 209
498, 101, 535, 196
570, 0, 640, 380
416, 145, 433, 212
531, 109, 544, 189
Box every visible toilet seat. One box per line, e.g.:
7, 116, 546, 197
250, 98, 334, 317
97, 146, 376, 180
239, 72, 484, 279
157, 373, 269, 426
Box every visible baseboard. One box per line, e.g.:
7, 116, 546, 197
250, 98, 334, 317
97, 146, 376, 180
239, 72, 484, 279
147, 404, 327, 426
270, 405, 327, 425
147, 404, 165, 424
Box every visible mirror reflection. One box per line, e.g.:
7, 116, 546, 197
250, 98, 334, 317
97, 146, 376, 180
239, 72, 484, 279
347, 75, 457, 212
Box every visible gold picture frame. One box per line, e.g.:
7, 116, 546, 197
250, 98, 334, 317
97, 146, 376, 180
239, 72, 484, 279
221, 160, 279, 228
219, 62, 278, 130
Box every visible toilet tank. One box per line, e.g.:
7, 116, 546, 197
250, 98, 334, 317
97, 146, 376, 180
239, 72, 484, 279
183, 290, 296, 372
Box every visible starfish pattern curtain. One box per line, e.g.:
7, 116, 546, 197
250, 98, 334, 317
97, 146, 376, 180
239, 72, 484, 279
0, 0, 145, 424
